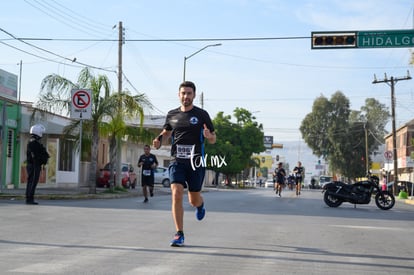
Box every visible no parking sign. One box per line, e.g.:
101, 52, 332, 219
71, 89, 92, 119
384, 150, 393, 161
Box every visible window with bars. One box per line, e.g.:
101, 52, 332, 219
59, 138, 75, 171
7, 130, 13, 157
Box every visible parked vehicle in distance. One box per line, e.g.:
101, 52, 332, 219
323, 174, 395, 210
96, 163, 137, 189
265, 179, 274, 188
309, 177, 320, 189
319, 175, 333, 188
154, 167, 170, 187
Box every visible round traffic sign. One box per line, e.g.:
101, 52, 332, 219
384, 151, 393, 160
72, 90, 91, 109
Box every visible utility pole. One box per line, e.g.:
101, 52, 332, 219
372, 71, 411, 194
115, 21, 125, 188
118, 21, 123, 94
364, 123, 369, 174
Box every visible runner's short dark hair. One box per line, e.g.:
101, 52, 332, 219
179, 81, 196, 93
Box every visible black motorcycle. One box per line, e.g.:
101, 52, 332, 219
322, 175, 395, 210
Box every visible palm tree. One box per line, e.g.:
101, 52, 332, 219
34, 67, 150, 193
100, 91, 152, 190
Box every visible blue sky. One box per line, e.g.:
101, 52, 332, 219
1, 0, 414, 144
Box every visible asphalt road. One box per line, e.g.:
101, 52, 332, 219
0, 187, 413, 275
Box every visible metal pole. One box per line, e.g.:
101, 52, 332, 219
79, 118, 82, 189
390, 77, 398, 194
0, 103, 5, 191
364, 123, 369, 174
116, 21, 124, 188
18, 61, 22, 103
372, 71, 411, 195
183, 56, 187, 82
118, 21, 123, 94
182, 43, 222, 82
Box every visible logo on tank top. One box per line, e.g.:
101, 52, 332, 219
189, 116, 198, 124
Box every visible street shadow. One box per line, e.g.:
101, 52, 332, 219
0, 239, 413, 272
1, 188, 413, 222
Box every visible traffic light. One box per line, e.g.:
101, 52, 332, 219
311, 32, 357, 49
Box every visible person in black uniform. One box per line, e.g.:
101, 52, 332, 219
26, 124, 49, 205
293, 161, 304, 196
153, 81, 216, 247
274, 162, 286, 197
137, 144, 158, 203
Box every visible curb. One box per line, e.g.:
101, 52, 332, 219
404, 198, 414, 205
0, 192, 140, 201
0, 186, 172, 201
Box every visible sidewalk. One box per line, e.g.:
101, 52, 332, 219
396, 191, 414, 206
404, 197, 414, 205
0, 186, 144, 201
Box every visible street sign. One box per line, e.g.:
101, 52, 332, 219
384, 150, 393, 160
0, 69, 18, 101
357, 29, 414, 48
315, 164, 324, 170
263, 136, 273, 149
71, 89, 92, 119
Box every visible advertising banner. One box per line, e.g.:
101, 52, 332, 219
0, 69, 18, 101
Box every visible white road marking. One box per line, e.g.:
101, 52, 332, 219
329, 224, 404, 231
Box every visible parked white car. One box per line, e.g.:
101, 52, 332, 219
319, 175, 333, 188
154, 167, 170, 187
265, 179, 275, 188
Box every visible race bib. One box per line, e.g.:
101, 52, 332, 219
143, 170, 151, 176
176, 145, 194, 159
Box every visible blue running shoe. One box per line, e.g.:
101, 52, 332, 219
196, 204, 206, 221
170, 233, 184, 247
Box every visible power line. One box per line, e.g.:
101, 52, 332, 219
24, 0, 113, 37
48, 0, 112, 32
8, 35, 310, 42
0, 27, 116, 73
122, 72, 166, 116
5, 36, 410, 71
25, 0, 93, 36
9, 29, 414, 43
368, 129, 385, 144
0, 40, 64, 65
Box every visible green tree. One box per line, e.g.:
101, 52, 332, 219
99, 91, 151, 189
34, 67, 150, 193
350, 98, 390, 147
300, 92, 390, 179
325, 92, 351, 177
300, 95, 335, 158
206, 108, 265, 185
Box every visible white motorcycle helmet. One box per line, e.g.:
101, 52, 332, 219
30, 124, 46, 138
